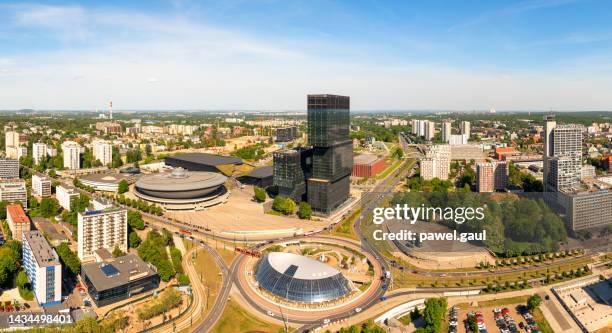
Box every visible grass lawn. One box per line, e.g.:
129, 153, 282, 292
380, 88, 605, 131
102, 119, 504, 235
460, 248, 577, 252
181, 242, 222, 324
391, 257, 592, 289
329, 208, 361, 240
376, 158, 402, 180
210, 300, 286, 333
477, 295, 530, 307
532, 308, 554, 333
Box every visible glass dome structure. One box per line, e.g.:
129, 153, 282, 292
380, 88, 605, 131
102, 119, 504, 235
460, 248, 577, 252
255, 252, 352, 303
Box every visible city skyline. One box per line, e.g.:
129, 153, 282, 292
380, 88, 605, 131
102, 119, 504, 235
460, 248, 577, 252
1, 0, 612, 110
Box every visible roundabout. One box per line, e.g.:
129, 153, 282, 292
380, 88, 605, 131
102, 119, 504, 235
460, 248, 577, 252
234, 237, 385, 323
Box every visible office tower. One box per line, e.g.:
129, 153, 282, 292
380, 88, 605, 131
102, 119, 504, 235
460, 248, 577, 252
420, 145, 451, 180
6, 203, 31, 241
543, 117, 582, 192
424, 121, 435, 141
460, 121, 471, 139
56, 185, 80, 211
441, 121, 452, 143
0, 179, 27, 208
275, 126, 298, 142
22, 231, 62, 307
306, 94, 352, 214
476, 161, 508, 192
93, 140, 113, 166
62, 141, 81, 170
32, 174, 52, 197
77, 205, 128, 262
32, 143, 47, 165
0, 158, 19, 179
273, 148, 312, 202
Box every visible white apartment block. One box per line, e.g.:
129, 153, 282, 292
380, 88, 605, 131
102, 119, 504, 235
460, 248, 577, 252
32, 174, 52, 197
93, 140, 113, 166
441, 121, 452, 143
580, 164, 596, 179
460, 121, 471, 138
32, 143, 47, 165
420, 145, 451, 180
0, 179, 27, 208
77, 206, 127, 263
62, 141, 81, 170
56, 185, 80, 211
449, 134, 468, 145
0, 158, 19, 179
22, 231, 62, 307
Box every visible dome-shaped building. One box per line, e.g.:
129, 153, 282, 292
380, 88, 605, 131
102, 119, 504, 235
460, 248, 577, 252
134, 168, 228, 211
255, 252, 352, 303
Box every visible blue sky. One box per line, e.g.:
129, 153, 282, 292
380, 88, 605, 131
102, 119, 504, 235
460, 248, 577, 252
1, 0, 612, 110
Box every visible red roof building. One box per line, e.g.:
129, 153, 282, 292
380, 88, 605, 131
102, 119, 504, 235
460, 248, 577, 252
6, 203, 31, 241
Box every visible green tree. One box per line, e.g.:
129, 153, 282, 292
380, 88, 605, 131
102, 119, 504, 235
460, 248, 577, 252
55, 243, 81, 275
111, 147, 123, 168
112, 246, 125, 257
298, 201, 312, 219
128, 231, 142, 248
38, 197, 60, 218
117, 180, 129, 194
272, 196, 296, 215
527, 294, 542, 310
127, 211, 145, 230
392, 147, 404, 160
253, 187, 266, 202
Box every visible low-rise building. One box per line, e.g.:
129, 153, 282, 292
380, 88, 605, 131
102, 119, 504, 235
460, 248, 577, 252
32, 174, 52, 197
22, 230, 62, 307
81, 253, 160, 306
6, 203, 30, 241
0, 158, 19, 179
56, 185, 80, 211
0, 179, 27, 208
352, 154, 386, 178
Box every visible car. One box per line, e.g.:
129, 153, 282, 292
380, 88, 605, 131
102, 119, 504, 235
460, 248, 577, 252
355, 307, 362, 313
323, 319, 330, 325
380, 296, 387, 301
267, 310, 274, 317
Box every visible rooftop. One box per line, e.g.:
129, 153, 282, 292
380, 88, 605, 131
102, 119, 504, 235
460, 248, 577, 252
23, 231, 60, 267
245, 166, 273, 179
7, 204, 29, 224
266, 252, 342, 280
81, 253, 158, 291
353, 154, 380, 165
79, 172, 132, 184
166, 153, 242, 166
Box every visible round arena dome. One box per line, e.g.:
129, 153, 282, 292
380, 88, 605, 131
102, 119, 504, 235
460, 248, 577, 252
255, 252, 352, 303
135, 168, 227, 199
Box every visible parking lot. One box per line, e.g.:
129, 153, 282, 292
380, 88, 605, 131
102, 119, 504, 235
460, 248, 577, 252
451, 303, 541, 333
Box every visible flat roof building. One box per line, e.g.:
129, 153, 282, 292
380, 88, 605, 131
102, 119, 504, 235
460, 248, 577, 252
352, 154, 385, 178
81, 253, 159, 307
0, 179, 27, 208
77, 206, 127, 263
0, 158, 19, 179
56, 185, 80, 211
32, 174, 52, 197
22, 231, 62, 307
165, 153, 242, 174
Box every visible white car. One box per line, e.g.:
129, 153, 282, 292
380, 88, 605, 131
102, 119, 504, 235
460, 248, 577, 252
355, 307, 362, 313
267, 310, 274, 317
323, 319, 330, 325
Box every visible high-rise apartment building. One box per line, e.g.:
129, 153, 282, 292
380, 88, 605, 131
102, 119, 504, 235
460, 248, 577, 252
32, 143, 48, 165
424, 121, 435, 140
460, 121, 471, 138
411, 120, 435, 140
77, 203, 128, 263
93, 140, 113, 166
22, 231, 62, 307
441, 121, 452, 143
306, 94, 352, 214
56, 185, 80, 211
449, 134, 468, 145
32, 174, 52, 197
476, 161, 508, 192
420, 145, 451, 180
62, 141, 81, 170
543, 117, 582, 192
0, 158, 19, 179
273, 148, 312, 202
0, 179, 27, 208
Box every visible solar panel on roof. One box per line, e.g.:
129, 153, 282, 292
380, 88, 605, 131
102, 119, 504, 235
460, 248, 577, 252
100, 264, 120, 277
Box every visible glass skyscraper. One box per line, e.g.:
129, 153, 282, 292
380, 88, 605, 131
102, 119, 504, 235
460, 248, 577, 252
307, 94, 352, 214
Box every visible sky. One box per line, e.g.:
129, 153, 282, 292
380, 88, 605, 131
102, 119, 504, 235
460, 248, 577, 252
1, 0, 612, 111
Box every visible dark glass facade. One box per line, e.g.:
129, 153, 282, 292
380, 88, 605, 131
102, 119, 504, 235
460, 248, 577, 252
275, 126, 298, 142
307, 95, 350, 147
273, 148, 312, 202
82, 270, 160, 307
255, 254, 352, 303
307, 94, 352, 214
